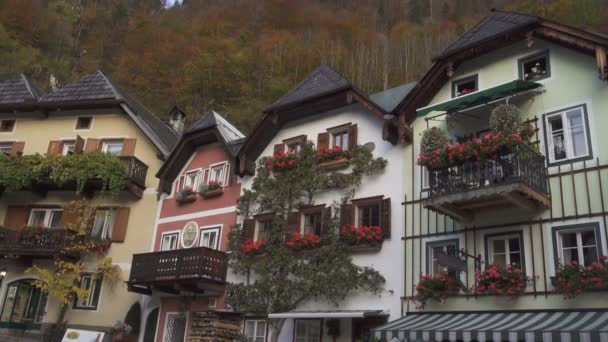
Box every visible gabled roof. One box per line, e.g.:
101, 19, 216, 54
370, 82, 417, 112
0, 74, 42, 105
265, 64, 352, 111
40, 70, 178, 156
186, 110, 245, 155
438, 10, 539, 60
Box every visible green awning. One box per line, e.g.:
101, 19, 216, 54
417, 80, 542, 117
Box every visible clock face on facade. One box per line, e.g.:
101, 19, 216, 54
181, 221, 199, 248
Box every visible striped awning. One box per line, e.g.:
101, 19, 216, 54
373, 311, 608, 342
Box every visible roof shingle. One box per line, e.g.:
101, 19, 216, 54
0, 74, 41, 105
187, 110, 245, 156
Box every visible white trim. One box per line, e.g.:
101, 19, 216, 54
28, 208, 64, 228
150, 193, 167, 251
73, 116, 94, 132
162, 311, 189, 342
180, 221, 200, 249
161, 230, 180, 251
544, 105, 591, 163
72, 274, 103, 312
170, 153, 198, 198
421, 233, 466, 282
0, 118, 16, 134
199, 225, 222, 250
157, 206, 237, 224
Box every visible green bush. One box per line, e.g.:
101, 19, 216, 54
420, 127, 449, 152
490, 104, 521, 135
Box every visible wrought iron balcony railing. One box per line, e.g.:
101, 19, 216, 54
0, 228, 66, 256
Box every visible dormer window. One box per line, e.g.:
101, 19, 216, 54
519, 51, 550, 81
282, 135, 307, 156
452, 75, 478, 98
75, 117, 93, 130
0, 119, 15, 133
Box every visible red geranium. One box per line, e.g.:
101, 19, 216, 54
339, 225, 383, 246
240, 239, 267, 256
316, 146, 350, 164
286, 232, 322, 251
414, 271, 463, 309
553, 257, 608, 299
265, 151, 297, 173
472, 263, 536, 301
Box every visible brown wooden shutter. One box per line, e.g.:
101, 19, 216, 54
242, 219, 256, 241
111, 207, 130, 242
381, 198, 391, 239
4, 206, 30, 228
286, 212, 300, 240
348, 124, 358, 150
60, 206, 80, 230
122, 138, 137, 156
74, 135, 85, 154
317, 132, 329, 151
340, 204, 354, 227
273, 144, 284, 156
10, 142, 24, 156
84, 138, 101, 152
321, 207, 332, 237
47, 140, 63, 156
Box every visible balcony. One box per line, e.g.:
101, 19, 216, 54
424, 144, 550, 222
0, 228, 66, 257
127, 247, 228, 295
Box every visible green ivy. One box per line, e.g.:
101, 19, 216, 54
0, 152, 125, 195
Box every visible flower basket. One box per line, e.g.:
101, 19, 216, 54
339, 225, 383, 247
286, 232, 321, 251
472, 263, 535, 300
176, 187, 196, 204
198, 181, 224, 199
265, 152, 297, 173
553, 257, 608, 299
317, 146, 350, 170
241, 239, 267, 256
414, 271, 463, 309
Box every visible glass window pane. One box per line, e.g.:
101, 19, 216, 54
581, 230, 597, 246
562, 247, 578, 265
582, 246, 598, 266
244, 321, 255, 338
561, 232, 578, 248
49, 211, 63, 228
493, 254, 507, 268
29, 211, 46, 226
508, 237, 520, 252
549, 116, 563, 131
509, 252, 522, 267
492, 239, 505, 253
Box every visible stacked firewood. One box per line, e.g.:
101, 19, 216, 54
188, 311, 242, 342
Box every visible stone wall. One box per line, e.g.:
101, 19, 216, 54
188, 311, 242, 342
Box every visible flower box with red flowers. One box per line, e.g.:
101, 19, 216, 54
19, 225, 53, 246
198, 180, 224, 199
417, 132, 524, 171
552, 257, 608, 299
176, 187, 197, 204
265, 151, 297, 173
317, 146, 350, 170
240, 239, 267, 256
414, 271, 463, 309
473, 263, 536, 300
339, 225, 383, 251
286, 232, 322, 252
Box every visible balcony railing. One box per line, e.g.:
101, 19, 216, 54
119, 156, 148, 188
0, 228, 66, 256
128, 247, 227, 294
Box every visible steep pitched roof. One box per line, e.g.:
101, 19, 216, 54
370, 82, 417, 112
187, 110, 245, 156
437, 10, 539, 60
40, 70, 178, 156
0, 74, 42, 105
266, 64, 352, 111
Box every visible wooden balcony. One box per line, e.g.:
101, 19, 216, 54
424, 144, 550, 222
127, 247, 228, 295
0, 228, 66, 257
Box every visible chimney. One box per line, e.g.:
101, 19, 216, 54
169, 106, 186, 135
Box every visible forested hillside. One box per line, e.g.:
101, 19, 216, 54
1, 0, 607, 132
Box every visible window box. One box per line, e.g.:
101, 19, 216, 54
176, 188, 197, 204
339, 225, 383, 249
199, 188, 223, 199
319, 158, 349, 171
350, 243, 382, 253
198, 181, 224, 199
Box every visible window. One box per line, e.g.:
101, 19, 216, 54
200, 227, 220, 249
28, 209, 63, 228
0, 279, 48, 324
519, 51, 550, 81
255, 220, 272, 242
74, 274, 102, 310
161, 233, 179, 251
91, 209, 116, 240
452, 75, 478, 97
358, 203, 380, 226
101, 140, 124, 156
208, 163, 229, 186
427, 239, 459, 278
487, 233, 523, 268
544, 105, 591, 164
183, 170, 201, 190
163, 312, 187, 342
421, 166, 430, 190
331, 130, 349, 151
302, 212, 322, 235
243, 320, 267, 342
284, 135, 306, 155
62, 141, 76, 155
208, 297, 217, 308
555, 225, 601, 267
75, 117, 92, 130
0, 143, 12, 155
294, 319, 321, 342
0, 119, 15, 133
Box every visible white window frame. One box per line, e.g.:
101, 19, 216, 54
182, 169, 201, 190
199, 226, 221, 250
243, 319, 267, 342
0, 142, 12, 155
487, 234, 524, 268
75, 274, 101, 309
207, 162, 229, 187
426, 239, 460, 276
0, 119, 16, 133
330, 130, 349, 151
544, 105, 592, 164
74, 116, 93, 131
28, 208, 64, 228
556, 227, 600, 267
254, 220, 272, 242
62, 141, 76, 155
160, 231, 180, 251
356, 202, 381, 227
294, 319, 321, 342
208, 297, 217, 308
300, 211, 322, 235
101, 140, 124, 156
162, 312, 188, 342
92, 208, 116, 240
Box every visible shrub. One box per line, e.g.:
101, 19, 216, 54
420, 127, 449, 152
490, 104, 521, 135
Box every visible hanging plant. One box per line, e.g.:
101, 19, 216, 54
490, 104, 521, 135
414, 271, 463, 309
420, 127, 449, 152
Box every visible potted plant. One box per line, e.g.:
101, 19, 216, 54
489, 104, 521, 136
265, 151, 297, 173
339, 225, 383, 252
552, 257, 608, 299
175, 187, 196, 204
20, 225, 52, 247
198, 180, 224, 199
317, 146, 350, 170
414, 271, 463, 309
472, 263, 536, 301
240, 239, 267, 256
111, 320, 133, 342
285, 232, 322, 251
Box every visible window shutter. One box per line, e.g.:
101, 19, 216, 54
84, 138, 101, 152
111, 207, 130, 242
286, 212, 300, 240
9, 142, 24, 156
60, 207, 78, 230
381, 198, 391, 239
242, 219, 256, 241
74, 135, 85, 154
321, 207, 332, 237
122, 138, 137, 156
273, 144, 284, 156
317, 132, 329, 151
348, 124, 358, 150
47, 140, 63, 156
340, 204, 354, 227
4, 206, 30, 227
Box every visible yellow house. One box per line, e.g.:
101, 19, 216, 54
0, 71, 179, 340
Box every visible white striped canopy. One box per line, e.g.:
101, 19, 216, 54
373, 311, 608, 342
